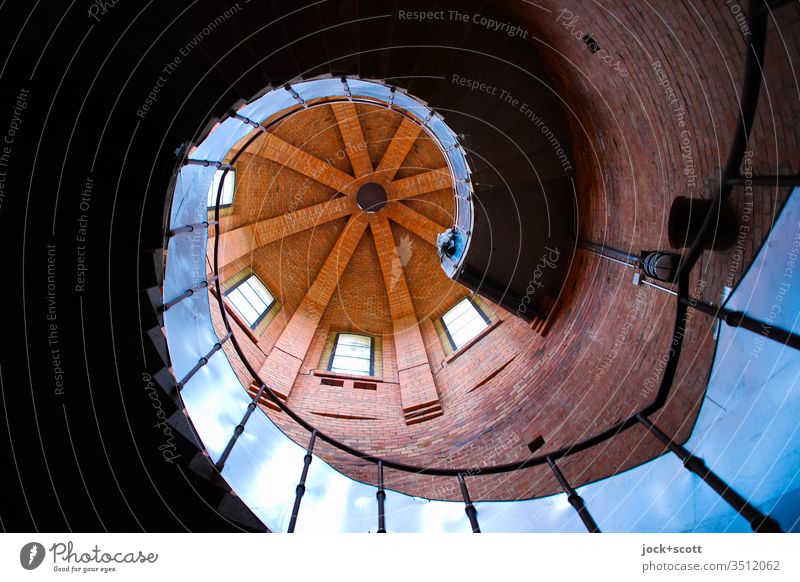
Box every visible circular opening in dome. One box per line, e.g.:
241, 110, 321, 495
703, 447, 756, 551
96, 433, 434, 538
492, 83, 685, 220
355, 182, 388, 213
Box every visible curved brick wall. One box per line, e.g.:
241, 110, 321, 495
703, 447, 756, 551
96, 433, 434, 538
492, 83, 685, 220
207, 0, 799, 500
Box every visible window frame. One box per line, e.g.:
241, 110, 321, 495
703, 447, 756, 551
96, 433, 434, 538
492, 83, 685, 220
223, 273, 275, 330
207, 168, 236, 209
441, 296, 491, 352
327, 332, 375, 377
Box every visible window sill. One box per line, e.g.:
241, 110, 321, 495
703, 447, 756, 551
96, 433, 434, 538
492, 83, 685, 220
207, 206, 234, 218
312, 369, 386, 383
445, 318, 503, 364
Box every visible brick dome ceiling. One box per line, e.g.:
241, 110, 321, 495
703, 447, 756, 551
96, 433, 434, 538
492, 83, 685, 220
215, 101, 462, 340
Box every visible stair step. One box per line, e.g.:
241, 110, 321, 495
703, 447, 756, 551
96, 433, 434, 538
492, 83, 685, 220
140, 329, 171, 377
144, 248, 164, 289
152, 366, 179, 403
138, 289, 163, 332
217, 493, 269, 532
274, 0, 333, 79
144, 325, 170, 369
184, 453, 229, 503
400, 0, 476, 96
530, 295, 559, 336
167, 409, 203, 450
383, 3, 430, 85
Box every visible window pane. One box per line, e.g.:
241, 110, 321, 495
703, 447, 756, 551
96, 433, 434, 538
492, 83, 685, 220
335, 342, 370, 359
444, 307, 477, 333
228, 287, 260, 326
442, 298, 488, 350
207, 169, 235, 207
226, 274, 273, 328
238, 281, 268, 314
446, 305, 484, 336
246, 276, 274, 306
330, 333, 373, 376
331, 355, 371, 375
221, 170, 235, 205
449, 316, 488, 349
337, 333, 371, 347
442, 298, 473, 328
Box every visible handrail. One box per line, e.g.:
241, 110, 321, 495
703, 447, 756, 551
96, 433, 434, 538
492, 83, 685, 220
202, 2, 776, 483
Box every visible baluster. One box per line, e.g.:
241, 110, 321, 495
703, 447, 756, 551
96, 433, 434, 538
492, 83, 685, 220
458, 473, 480, 533
214, 383, 266, 471
636, 414, 782, 532
679, 297, 800, 350
547, 457, 600, 532
167, 220, 217, 237
285, 83, 306, 108
287, 430, 318, 533
162, 276, 218, 312
183, 159, 232, 169
175, 333, 231, 390
232, 112, 267, 132
376, 461, 386, 533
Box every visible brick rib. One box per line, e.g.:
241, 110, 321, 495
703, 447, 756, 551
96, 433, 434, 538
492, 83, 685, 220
257, 216, 368, 398
388, 201, 448, 246
370, 215, 442, 422
387, 168, 452, 201
211, 197, 354, 268
331, 102, 373, 178
235, 132, 355, 193
374, 117, 422, 181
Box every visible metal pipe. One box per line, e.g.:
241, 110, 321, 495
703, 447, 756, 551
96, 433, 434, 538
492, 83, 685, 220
284, 83, 306, 107
175, 333, 232, 390
288, 430, 318, 533
547, 457, 600, 533
642, 279, 678, 296
162, 276, 218, 312
214, 384, 267, 471
458, 473, 481, 533
232, 112, 267, 132
183, 159, 232, 169
636, 414, 782, 532
578, 240, 641, 266
376, 461, 386, 533
681, 296, 800, 350
167, 221, 218, 237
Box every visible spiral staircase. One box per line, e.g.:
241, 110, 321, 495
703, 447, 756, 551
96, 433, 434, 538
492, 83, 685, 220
133, 0, 800, 532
